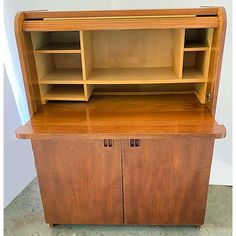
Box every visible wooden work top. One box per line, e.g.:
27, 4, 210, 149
16, 95, 226, 139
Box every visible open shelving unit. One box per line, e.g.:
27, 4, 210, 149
31, 28, 213, 104
31, 31, 87, 103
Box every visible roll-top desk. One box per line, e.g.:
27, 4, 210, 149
15, 7, 226, 226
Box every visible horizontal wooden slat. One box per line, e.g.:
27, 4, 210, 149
23, 16, 219, 31
16, 124, 226, 139
87, 68, 206, 84
35, 42, 81, 53
23, 8, 218, 20
39, 69, 83, 84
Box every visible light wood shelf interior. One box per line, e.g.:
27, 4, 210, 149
184, 43, 209, 52
39, 69, 83, 84
87, 67, 205, 84
31, 28, 214, 104
33, 31, 81, 53
35, 42, 81, 54
92, 84, 199, 96
42, 85, 85, 103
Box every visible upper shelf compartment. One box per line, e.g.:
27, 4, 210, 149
32, 31, 81, 53
85, 29, 185, 83
184, 28, 213, 51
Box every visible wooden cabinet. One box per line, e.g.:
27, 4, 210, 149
15, 8, 226, 226
31, 138, 215, 225
122, 139, 214, 225
32, 139, 123, 224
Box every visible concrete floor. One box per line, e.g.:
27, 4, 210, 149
4, 178, 232, 236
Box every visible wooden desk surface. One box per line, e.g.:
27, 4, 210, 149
16, 95, 226, 139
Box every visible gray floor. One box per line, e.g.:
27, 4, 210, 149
4, 178, 232, 236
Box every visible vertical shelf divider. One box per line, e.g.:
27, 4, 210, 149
80, 30, 94, 101
195, 28, 214, 103
173, 29, 185, 79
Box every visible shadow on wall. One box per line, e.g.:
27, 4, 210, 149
4, 67, 36, 207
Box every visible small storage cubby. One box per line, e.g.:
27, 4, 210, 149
32, 31, 81, 53
40, 84, 86, 103
31, 31, 85, 103
184, 28, 213, 49
36, 54, 83, 84
183, 51, 208, 80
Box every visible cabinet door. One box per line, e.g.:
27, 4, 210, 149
32, 139, 123, 224
123, 138, 214, 225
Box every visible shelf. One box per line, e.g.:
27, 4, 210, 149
88, 68, 178, 84
184, 42, 209, 52
35, 43, 81, 53
182, 68, 206, 81
43, 85, 85, 101
87, 68, 206, 84
39, 69, 83, 84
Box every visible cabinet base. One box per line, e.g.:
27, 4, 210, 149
49, 224, 56, 228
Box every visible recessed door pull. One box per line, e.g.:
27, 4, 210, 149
104, 139, 108, 147
104, 139, 113, 147
130, 139, 140, 147
108, 139, 113, 147
135, 139, 140, 147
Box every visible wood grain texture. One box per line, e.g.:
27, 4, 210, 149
80, 31, 94, 100
173, 29, 185, 79
39, 69, 83, 84
23, 17, 219, 32
16, 95, 226, 139
23, 8, 219, 20
123, 138, 214, 225
42, 85, 85, 102
207, 7, 227, 115
87, 68, 198, 84
92, 29, 174, 68
32, 139, 123, 224
35, 42, 81, 53
14, 12, 42, 115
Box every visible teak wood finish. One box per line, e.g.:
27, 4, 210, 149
16, 95, 226, 140
32, 139, 123, 224
123, 138, 214, 225
15, 8, 226, 226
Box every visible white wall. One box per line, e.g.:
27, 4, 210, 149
4, 67, 36, 207
4, 0, 232, 206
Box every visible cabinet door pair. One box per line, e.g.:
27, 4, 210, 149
32, 138, 214, 225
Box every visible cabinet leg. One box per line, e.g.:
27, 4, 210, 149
49, 224, 56, 228
195, 225, 201, 229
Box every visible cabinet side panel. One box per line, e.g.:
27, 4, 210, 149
14, 12, 42, 115
207, 8, 226, 115
123, 138, 214, 225
31, 139, 123, 224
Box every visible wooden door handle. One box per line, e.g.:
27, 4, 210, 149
130, 139, 140, 147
